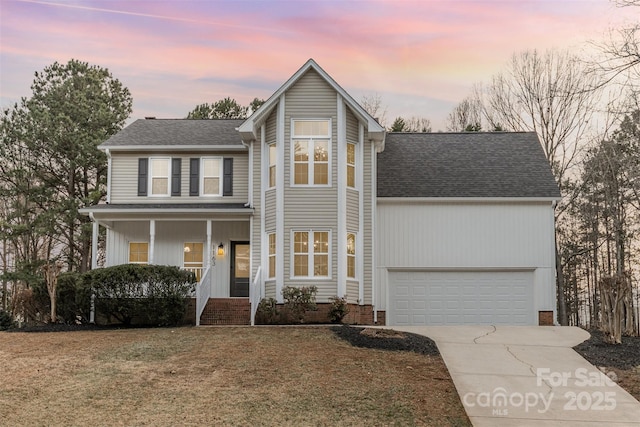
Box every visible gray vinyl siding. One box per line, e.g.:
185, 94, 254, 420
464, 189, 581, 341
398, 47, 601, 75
283, 69, 339, 300
362, 133, 374, 305
347, 189, 359, 231
346, 108, 358, 143
346, 280, 359, 303
251, 127, 263, 283
265, 191, 276, 230
258, 109, 278, 282
110, 152, 249, 204
265, 281, 276, 299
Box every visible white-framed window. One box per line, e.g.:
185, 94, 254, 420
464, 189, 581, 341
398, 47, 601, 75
183, 242, 204, 281
347, 143, 356, 188
268, 233, 276, 278
129, 242, 149, 264
149, 158, 170, 196
293, 230, 329, 278
347, 232, 356, 279
292, 119, 330, 186
268, 144, 276, 188
201, 157, 222, 196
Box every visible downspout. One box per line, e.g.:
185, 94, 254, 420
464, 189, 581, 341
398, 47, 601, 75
105, 149, 112, 204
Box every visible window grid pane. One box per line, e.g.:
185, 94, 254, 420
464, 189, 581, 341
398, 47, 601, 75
202, 158, 221, 195
347, 143, 356, 188
269, 145, 276, 188
268, 233, 276, 278
129, 242, 148, 264
347, 233, 356, 279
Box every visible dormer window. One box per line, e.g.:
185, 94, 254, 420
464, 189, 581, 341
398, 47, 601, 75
292, 119, 331, 186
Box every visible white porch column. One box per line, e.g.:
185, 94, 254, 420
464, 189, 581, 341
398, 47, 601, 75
149, 220, 155, 264
90, 220, 98, 324
206, 220, 212, 268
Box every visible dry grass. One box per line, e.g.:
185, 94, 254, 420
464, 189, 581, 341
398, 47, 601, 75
0, 327, 469, 426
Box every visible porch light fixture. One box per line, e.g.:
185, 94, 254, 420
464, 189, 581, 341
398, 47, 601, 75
217, 242, 224, 256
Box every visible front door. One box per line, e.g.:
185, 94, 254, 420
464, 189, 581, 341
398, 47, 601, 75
230, 242, 250, 297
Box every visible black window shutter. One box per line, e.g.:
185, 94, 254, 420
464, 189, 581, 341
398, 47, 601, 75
137, 158, 148, 196
171, 158, 181, 196
223, 158, 233, 196
189, 158, 199, 196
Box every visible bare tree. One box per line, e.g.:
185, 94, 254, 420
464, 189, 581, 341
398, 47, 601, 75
481, 49, 601, 188
360, 93, 388, 128
446, 93, 484, 131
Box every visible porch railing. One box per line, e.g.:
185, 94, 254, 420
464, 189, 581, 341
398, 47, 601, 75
250, 266, 262, 326
195, 266, 211, 326
183, 266, 204, 282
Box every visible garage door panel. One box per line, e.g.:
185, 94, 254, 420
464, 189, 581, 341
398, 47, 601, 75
389, 271, 534, 325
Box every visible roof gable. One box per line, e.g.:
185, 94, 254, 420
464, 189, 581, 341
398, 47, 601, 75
238, 59, 385, 147
377, 132, 561, 199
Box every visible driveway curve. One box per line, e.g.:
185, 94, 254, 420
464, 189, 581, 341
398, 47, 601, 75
388, 326, 640, 426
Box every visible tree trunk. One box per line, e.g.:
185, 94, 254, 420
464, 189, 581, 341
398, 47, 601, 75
555, 240, 569, 326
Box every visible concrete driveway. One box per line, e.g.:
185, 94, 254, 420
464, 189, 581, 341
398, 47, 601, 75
388, 326, 640, 426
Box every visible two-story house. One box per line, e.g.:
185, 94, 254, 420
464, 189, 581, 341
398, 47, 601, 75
81, 59, 560, 326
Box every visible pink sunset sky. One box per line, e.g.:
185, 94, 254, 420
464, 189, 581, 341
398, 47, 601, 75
0, 0, 636, 130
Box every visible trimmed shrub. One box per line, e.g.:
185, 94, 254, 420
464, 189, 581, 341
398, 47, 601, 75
255, 297, 279, 325
281, 285, 317, 323
84, 264, 196, 326
328, 296, 350, 323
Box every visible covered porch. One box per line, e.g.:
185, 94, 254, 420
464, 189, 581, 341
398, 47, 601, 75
82, 203, 262, 325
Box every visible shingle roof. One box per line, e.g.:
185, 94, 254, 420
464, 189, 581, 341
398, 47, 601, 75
377, 132, 561, 198
101, 119, 245, 147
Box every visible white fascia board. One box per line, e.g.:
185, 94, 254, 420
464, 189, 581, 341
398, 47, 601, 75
79, 207, 254, 215
239, 59, 386, 145
376, 197, 561, 204
98, 145, 248, 152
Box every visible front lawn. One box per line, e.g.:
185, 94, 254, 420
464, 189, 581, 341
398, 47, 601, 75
0, 326, 470, 426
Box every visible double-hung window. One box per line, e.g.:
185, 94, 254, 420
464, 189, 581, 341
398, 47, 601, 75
129, 242, 149, 264
292, 120, 330, 186
347, 143, 356, 188
201, 158, 221, 196
293, 230, 329, 278
347, 233, 356, 279
268, 233, 276, 278
268, 144, 276, 188
150, 158, 170, 196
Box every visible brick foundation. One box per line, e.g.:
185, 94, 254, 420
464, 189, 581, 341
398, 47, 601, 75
538, 310, 554, 326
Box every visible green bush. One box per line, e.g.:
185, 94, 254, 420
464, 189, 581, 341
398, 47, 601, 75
84, 264, 196, 326
328, 296, 350, 323
0, 309, 13, 330
281, 285, 317, 323
56, 272, 92, 323
255, 297, 279, 324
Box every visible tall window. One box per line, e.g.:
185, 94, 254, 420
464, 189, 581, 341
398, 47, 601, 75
293, 230, 329, 277
268, 144, 276, 188
150, 158, 170, 195
268, 233, 276, 278
347, 233, 356, 279
347, 143, 356, 188
293, 120, 330, 185
202, 158, 221, 196
129, 242, 149, 264
183, 242, 204, 280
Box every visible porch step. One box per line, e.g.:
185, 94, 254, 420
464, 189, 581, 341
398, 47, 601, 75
199, 298, 250, 325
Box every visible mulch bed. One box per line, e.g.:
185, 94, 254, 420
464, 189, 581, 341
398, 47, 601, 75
331, 325, 440, 356
574, 329, 640, 369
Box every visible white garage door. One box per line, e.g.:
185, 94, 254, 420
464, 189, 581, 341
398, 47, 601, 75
388, 271, 534, 326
